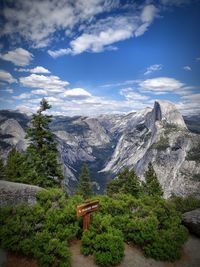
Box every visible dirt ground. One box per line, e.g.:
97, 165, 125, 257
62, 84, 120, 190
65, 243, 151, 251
1, 235, 200, 267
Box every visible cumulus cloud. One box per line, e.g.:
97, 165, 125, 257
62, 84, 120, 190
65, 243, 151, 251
13, 93, 32, 100
47, 3, 158, 56
16, 66, 50, 74
47, 49, 72, 58
0, 70, 17, 83
1, 0, 119, 48
62, 88, 92, 99
144, 64, 163, 75
139, 77, 184, 93
19, 74, 69, 93
183, 66, 192, 71
0, 48, 33, 66
120, 88, 149, 101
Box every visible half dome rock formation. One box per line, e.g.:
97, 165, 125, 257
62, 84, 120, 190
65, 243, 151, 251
0, 101, 200, 198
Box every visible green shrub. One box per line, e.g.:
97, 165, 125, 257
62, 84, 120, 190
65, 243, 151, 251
0, 189, 82, 267
94, 230, 124, 266
169, 194, 200, 213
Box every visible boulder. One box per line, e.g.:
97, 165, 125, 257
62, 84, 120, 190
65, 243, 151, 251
0, 180, 44, 207
182, 208, 200, 237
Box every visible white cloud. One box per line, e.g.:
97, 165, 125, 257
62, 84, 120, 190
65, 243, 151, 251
62, 88, 92, 99
144, 64, 163, 75
31, 89, 48, 95
0, 70, 17, 83
196, 57, 200, 61
13, 93, 32, 100
100, 80, 140, 88
47, 4, 158, 57
120, 88, 149, 101
139, 77, 184, 93
183, 66, 192, 71
141, 4, 158, 23
48, 49, 71, 58
16, 66, 50, 74
6, 88, 14, 93
19, 74, 69, 93
1, 0, 119, 48
0, 48, 33, 66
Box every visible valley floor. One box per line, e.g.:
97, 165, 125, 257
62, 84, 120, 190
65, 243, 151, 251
1, 235, 200, 267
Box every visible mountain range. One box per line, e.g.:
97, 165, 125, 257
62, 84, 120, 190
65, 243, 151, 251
0, 100, 200, 198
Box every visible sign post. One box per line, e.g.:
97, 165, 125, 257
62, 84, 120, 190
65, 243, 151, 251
77, 200, 99, 231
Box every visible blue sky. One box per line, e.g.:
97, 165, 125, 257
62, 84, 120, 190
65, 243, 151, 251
0, 0, 200, 116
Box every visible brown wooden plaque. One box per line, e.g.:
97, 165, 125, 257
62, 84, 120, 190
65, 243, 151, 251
77, 200, 99, 217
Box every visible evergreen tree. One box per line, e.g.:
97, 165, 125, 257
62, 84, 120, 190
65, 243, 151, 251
0, 158, 6, 180
77, 163, 92, 199
143, 162, 163, 197
106, 168, 141, 197
5, 148, 25, 182
24, 98, 63, 188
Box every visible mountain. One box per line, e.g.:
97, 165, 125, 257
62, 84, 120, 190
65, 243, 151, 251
0, 101, 200, 198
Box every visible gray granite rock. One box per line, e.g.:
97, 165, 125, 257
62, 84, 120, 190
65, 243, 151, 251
183, 208, 200, 237
0, 180, 44, 207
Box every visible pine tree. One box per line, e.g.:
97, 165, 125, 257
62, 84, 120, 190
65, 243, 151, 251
5, 148, 25, 182
122, 169, 141, 197
106, 168, 141, 197
77, 163, 92, 199
0, 158, 6, 180
143, 162, 163, 197
24, 98, 63, 188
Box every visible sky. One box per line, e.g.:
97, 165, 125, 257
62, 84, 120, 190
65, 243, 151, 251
0, 0, 200, 116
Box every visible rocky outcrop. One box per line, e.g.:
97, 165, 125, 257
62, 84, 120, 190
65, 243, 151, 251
183, 209, 200, 237
0, 101, 200, 197
0, 180, 44, 207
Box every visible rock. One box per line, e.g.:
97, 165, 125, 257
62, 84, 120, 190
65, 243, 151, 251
0, 102, 200, 197
0, 180, 44, 207
182, 208, 200, 237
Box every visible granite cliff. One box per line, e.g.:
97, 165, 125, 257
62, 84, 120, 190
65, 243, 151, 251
0, 101, 200, 197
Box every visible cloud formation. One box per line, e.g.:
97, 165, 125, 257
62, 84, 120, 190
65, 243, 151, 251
48, 4, 158, 56
183, 66, 192, 71
139, 77, 184, 93
16, 66, 50, 74
144, 64, 163, 75
0, 70, 17, 83
0, 48, 33, 66
19, 74, 69, 93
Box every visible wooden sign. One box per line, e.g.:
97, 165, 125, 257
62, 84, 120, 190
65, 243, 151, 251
77, 200, 99, 230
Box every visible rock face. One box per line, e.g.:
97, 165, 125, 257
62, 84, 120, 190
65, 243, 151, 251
0, 101, 200, 197
183, 209, 200, 237
0, 180, 43, 207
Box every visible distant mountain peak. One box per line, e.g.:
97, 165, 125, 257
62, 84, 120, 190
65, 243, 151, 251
152, 100, 187, 129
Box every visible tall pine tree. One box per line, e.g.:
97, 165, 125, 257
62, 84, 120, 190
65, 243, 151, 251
24, 98, 63, 188
0, 158, 6, 180
106, 168, 141, 197
143, 162, 163, 197
5, 148, 25, 182
77, 163, 92, 199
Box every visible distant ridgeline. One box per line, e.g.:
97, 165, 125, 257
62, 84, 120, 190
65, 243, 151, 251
0, 100, 200, 197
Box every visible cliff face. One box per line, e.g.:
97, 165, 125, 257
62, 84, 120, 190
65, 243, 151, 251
0, 101, 200, 198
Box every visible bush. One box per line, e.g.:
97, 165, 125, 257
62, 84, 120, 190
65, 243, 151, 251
169, 194, 200, 213
0, 189, 83, 267
94, 230, 124, 266
80, 194, 188, 263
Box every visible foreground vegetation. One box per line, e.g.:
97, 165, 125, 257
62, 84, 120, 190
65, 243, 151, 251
1, 187, 200, 266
